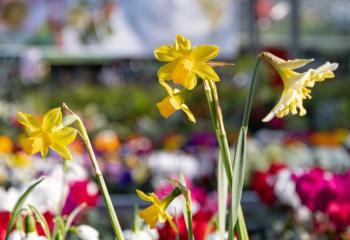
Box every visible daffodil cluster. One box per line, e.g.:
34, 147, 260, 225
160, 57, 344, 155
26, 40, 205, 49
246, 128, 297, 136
17, 108, 77, 160
155, 34, 221, 122
261, 52, 338, 122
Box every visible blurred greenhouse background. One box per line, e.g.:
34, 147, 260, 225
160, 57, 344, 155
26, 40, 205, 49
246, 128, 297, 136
0, 0, 350, 239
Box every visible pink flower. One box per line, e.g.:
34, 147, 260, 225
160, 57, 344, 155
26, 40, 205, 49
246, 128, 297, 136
63, 180, 99, 215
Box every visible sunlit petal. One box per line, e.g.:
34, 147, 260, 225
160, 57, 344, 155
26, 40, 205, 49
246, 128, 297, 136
191, 45, 219, 62
51, 127, 77, 145
50, 143, 72, 160
193, 62, 220, 81
42, 108, 62, 132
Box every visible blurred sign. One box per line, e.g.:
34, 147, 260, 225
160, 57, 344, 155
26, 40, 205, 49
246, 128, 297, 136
0, 0, 239, 58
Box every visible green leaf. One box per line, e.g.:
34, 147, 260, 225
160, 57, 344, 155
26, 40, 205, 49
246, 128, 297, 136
28, 204, 51, 240
5, 177, 45, 240
218, 153, 228, 240
53, 216, 64, 240
228, 127, 247, 240
62, 203, 87, 238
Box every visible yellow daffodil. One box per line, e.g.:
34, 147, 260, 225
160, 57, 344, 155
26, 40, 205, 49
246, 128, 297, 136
261, 52, 338, 122
17, 108, 77, 160
136, 188, 180, 232
156, 79, 195, 123
155, 34, 220, 90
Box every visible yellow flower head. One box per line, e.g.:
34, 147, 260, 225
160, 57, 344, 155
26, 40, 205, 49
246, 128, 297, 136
261, 52, 338, 122
156, 79, 195, 123
17, 108, 77, 160
155, 34, 220, 90
136, 189, 180, 232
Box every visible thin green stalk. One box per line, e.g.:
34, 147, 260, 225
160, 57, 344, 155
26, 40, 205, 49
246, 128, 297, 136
203, 80, 248, 239
62, 104, 125, 240
186, 208, 194, 240
242, 57, 261, 128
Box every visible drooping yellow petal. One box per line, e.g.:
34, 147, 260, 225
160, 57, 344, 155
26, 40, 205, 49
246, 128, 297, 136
191, 45, 219, 62
17, 112, 41, 135
42, 108, 62, 132
156, 96, 179, 118
193, 62, 220, 81
154, 45, 180, 62
51, 127, 77, 145
180, 104, 196, 123
175, 34, 191, 52
136, 189, 154, 202
50, 143, 72, 160
157, 62, 178, 80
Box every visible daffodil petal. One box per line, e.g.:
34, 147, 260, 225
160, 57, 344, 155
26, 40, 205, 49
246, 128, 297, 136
50, 143, 72, 160
51, 127, 77, 145
180, 104, 196, 123
182, 72, 197, 90
42, 108, 62, 132
191, 45, 219, 62
175, 34, 191, 51
41, 148, 49, 158
16, 112, 41, 135
154, 45, 180, 62
156, 96, 178, 119
166, 214, 178, 233
279, 58, 314, 70
21, 136, 46, 155
193, 62, 220, 81
136, 190, 153, 202
159, 79, 174, 96
262, 89, 297, 122
157, 62, 177, 80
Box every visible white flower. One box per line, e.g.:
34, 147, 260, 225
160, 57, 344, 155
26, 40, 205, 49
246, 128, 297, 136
123, 229, 158, 240
76, 225, 99, 240
8, 231, 25, 240
206, 231, 230, 240
22, 233, 47, 240
261, 52, 338, 122
273, 169, 300, 208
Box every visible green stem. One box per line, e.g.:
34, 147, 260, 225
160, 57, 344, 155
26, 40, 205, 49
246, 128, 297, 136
203, 80, 248, 238
186, 209, 193, 240
62, 104, 125, 240
242, 57, 261, 128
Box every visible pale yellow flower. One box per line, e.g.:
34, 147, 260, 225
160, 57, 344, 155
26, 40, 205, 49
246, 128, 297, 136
136, 189, 178, 232
155, 34, 220, 90
17, 108, 77, 160
262, 52, 338, 122
156, 79, 195, 123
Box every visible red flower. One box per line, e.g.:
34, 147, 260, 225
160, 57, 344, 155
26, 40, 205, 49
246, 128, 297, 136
62, 180, 99, 215
157, 210, 215, 240
0, 211, 11, 240
36, 212, 54, 236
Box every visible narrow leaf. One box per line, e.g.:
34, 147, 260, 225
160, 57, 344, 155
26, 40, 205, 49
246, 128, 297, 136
228, 127, 247, 239
28, 204, 51, 240
62, 203, 87, 238
5, 177, 45, 240
218, 153, 228, 240
179, 174, 188, 228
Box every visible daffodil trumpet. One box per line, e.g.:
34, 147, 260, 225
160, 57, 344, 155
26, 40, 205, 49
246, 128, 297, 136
137, 187, 181, 233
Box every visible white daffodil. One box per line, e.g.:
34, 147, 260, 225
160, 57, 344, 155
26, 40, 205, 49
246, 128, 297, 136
76, 225, 99, 240
261, 52, 338, 122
